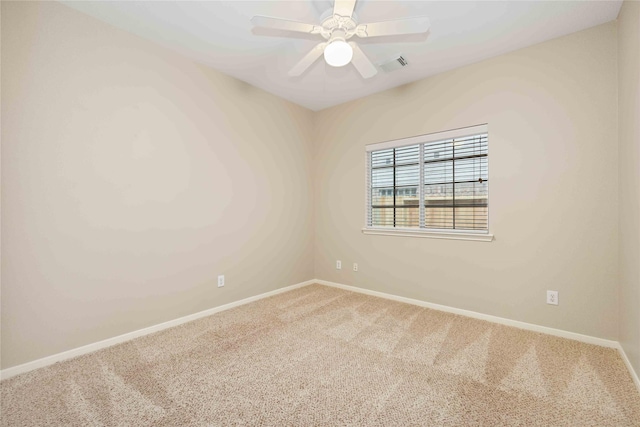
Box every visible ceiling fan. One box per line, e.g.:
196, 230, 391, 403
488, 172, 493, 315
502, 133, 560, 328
251, 0, 430, 79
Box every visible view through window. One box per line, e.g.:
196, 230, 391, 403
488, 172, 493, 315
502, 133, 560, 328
366, 125, 488, 233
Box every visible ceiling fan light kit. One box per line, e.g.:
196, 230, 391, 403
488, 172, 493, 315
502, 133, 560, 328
251, 0, 430, 79
324, 32, 353, 67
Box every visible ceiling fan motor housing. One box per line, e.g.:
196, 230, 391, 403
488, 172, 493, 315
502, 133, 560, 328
329, 29, 347, 43
319, 13, 358, 40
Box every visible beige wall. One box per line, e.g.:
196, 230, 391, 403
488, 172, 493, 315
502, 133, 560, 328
618, 0, 640, 376
1, 1, 631, 371
1, 1, 315, 369
314, 22, 619, 340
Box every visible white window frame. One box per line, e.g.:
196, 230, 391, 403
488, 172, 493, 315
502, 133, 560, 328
363, 124, 494, 242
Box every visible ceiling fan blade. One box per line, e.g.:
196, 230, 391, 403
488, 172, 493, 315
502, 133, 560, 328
355, 16, 430, 38
289, 43, 327, 77
251, 15, 321, 35
349, 43, 377, 79
333, 0, 357, 18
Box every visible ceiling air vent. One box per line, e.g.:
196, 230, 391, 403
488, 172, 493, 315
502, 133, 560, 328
379, 56, 408, 73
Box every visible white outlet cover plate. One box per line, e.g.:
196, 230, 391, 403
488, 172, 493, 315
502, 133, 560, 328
546, 290, 558, 305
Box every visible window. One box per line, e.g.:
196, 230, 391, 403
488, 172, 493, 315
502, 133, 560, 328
364, 124, 492, 242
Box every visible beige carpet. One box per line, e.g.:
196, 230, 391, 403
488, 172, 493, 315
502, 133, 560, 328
1, 284, 639, 426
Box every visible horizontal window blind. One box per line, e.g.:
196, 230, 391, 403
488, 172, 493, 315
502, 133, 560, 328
366, 125, 488, 233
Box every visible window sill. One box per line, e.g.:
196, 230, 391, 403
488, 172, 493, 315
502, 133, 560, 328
361, 227, 494, 242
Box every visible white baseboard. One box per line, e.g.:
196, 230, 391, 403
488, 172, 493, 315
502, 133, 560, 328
3, 277, 639, 395
316, 279, 640, 393
0, 279, 315, 381
315, 279, 619, 348
616, 343, 640, 393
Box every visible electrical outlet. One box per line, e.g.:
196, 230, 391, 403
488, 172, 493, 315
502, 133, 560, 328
336, 260, 342, 270
546, 290, 558, 305
353, 263, 358, 272
218, 275, 225, 287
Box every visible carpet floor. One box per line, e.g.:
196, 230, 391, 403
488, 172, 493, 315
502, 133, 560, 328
1, 284, 639, 426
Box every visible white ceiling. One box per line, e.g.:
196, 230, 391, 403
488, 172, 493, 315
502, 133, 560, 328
62, 0, 622, 111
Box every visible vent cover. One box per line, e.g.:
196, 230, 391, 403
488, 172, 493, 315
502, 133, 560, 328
379, 56, 408, 73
